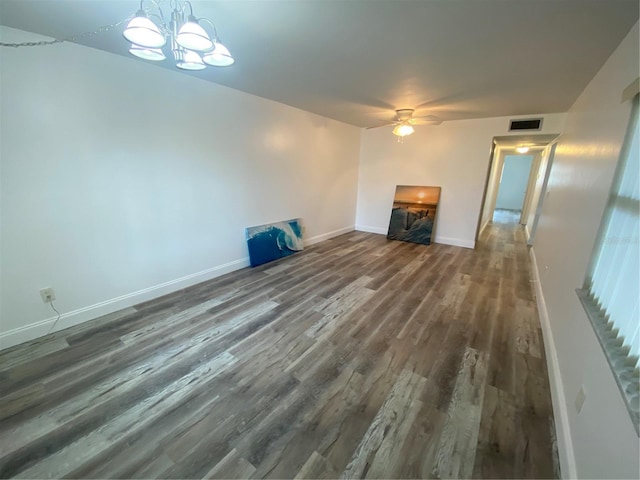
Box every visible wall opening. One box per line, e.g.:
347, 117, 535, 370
476, 134, 560, 242
493, 154, 534, 223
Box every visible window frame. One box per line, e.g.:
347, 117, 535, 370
576, 92, 639, 436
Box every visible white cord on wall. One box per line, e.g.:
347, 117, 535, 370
47, 301, 62, 335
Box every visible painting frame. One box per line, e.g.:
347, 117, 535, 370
387, 185, 441, 246
245, 218, 304, 267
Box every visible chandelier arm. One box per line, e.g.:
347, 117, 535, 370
146, 13, 171, 36
143, 0, 166, 24
199, 18, 219, 40
169, 0, 181, 13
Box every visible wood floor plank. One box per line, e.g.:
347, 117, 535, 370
0, 337, 70, 372
203, 448, 256, 479
0, 220, 557, 479
294, 451, 338, 479
431, 347, 489, 479
340, 368, 426, 479
10, 352, 234, 478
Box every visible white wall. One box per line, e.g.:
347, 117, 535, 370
495, 154, 534, 210
0, 27, 361, 348
356, 113, 566, 248
531, 22, 640, 479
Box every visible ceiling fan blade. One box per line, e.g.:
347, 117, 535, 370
365, 121, 399, 130
410, 115, 443, 125
410, 119, 442, 126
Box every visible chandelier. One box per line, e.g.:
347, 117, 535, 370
123, 0, 234, 71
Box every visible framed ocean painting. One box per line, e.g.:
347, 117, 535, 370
245, 218, 304, 267
387, 185, 441, 245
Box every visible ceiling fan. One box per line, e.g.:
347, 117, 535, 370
366, 109, 443, 137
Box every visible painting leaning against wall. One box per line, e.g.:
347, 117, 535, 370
246, 218, 304, 267
387, 185, 441, 245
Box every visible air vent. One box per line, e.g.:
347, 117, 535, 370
509, 118, 542, 131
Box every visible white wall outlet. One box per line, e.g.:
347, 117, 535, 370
40, 287, 56, 303
575, 386, 586, 413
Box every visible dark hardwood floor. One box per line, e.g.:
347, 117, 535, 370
0, 221, 558, 479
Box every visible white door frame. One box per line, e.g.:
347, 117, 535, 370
527, 143, 558, 245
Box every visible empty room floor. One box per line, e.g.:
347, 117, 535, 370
0, 222, 558, 479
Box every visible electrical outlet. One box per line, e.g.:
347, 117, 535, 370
40, 287, 56, 303
575, 386, 586, 413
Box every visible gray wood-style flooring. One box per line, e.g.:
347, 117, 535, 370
0, 220, 558, 479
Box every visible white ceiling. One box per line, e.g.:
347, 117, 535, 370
1, 0, 638, 127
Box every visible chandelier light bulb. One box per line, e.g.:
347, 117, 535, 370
176, 17, 214, 51
203, 42, 235, 66
123, 11, 166, 48
176, 49, 206, 70
129, 44, 166, 61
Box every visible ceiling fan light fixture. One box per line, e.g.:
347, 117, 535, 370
393, 124, 415, 137
123, 11, 166, 48
365, 108, 442, 136
516, 146, 530, 153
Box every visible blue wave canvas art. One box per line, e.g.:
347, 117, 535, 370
246, 218, 304, 267
387, 185, 441, 246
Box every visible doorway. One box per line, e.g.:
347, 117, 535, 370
475, 134, 560, 244
493, 154, 534, 223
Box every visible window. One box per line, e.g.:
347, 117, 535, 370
576, 93, 639, 435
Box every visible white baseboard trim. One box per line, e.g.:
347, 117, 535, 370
0, 257, 249, 351
355, 224, 387, 235
434, 236, 475, 249
0, 225, 358, 351
305, 225, 354, 246
529, 247, 577, 479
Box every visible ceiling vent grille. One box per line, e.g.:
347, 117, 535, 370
509, 118, 543, 131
